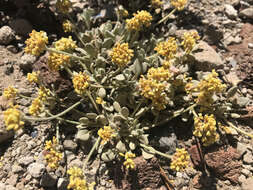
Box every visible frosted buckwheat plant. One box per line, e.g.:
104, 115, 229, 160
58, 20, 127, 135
98, 126, 115, 145
72, 72, 90, 95
155, 37, 178, 60
170, 148, 190, 172
3, 86, 18, 100
126, 10, 152, 31
3, 105, 24, 131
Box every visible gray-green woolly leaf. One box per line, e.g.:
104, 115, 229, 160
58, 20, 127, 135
131, 130, 138, 137
102, 38, 114, 48
133, 59, 141, 77
113, 114, 126, 121
75, 130, 90, 142
96, 56, 107, 65
75, 47, 88, 55
115, 74, 125, 81
104, 30, 115, 39
141, 149, 154, 159
98, 88, 106, 98
101, 150, 115, 162
116, 141, 127, 153
81, 33, 92, 43
96, 115, 108, 125
137, 49, 145, 62
139, 135, 149, 144
113, 101, 121, 112
84, 43, 97, 58
79, 117, 89, 124
81, 8, 95, 29
86, 113, 97, 119
227, 86, 238, 99
135, 107, 146, 118
129, 142, 136, 150
102, 104, 114, 112
121, 107, 129, 118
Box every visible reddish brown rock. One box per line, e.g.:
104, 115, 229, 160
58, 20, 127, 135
32, 54, 72, 98
204, 146, 242, 184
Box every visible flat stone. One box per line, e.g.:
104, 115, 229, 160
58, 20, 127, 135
240, 8, 253, 19
237, 142, 248, 156
189, 145, 202, 168
63, 139, 78, 152
0, 26, 15, 45
6, 174, 18, 186
12, 164, 23, 173
4, 185, 18, 190
27, 163, 45, 178
242, 177, 253, 190
0, 182, 5, 190
243, 152, 253, 165
18, 156, 34, 166
238, 174, 246, 184
40, 172, 58, 187
241, 168, 251, 177
192, 41, 223, 71
9, 18, 33, 36
225, 4, 238, 19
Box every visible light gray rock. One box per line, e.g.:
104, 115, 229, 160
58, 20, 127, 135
19, 54, 36, 72
237, 142, 248, 156
243, 152, 253, 165
240, 8, 253, 19
239, 174, 247, 184
241, 168, 251, 177
242, 177, 253, 190
192, 41, 223, 71
40, 172, 58, 187
27, 163, 45, 178
4, 185, 18, 190
225, 4, 238, 19
6, 174, 18, 186
18, 156, 34, 166
12, 164, 23, 173
63, 139, 78, 152
0, 26, 15, 45
248, 43, 253, 49
57, 178, 68, 190
0, 182, 6, 190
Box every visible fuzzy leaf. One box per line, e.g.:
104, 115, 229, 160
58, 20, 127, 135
116, 141, 127, 152
76, 130, 90, 142
79, 117, 89, 124
86, 113, 97, 119
113, 101, 121, 112
121, 107, 129, 118
141, 149, 154, 159
98, 88, 106, 98
102, 38, 114, 48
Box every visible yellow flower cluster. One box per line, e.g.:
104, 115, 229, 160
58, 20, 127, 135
193, 114, 219, 146
3, 105, 24, 131
72, 72, 90, 95
109, 43, 134, 67
27, 71, 40, 84
170, 148, 190, 172
3, 86, 18, 100
162, 61, 172, 69
48, 36, 76, 71
139, 67, 171, 110
97, 126, 115, 145
67, 167, 95, 190
54, 36, 77, 51
56, 0, 72, 14
29, 97, 43, 116
63, 20, 73, 33
48, 53, 71, 71
195, 70, 226, 107
96, 97, 105, 105
181, 31, 200, 54
25, 30, 48, 56
29, 87, 49, 116
155, 37, 178, 60
120, 152, 136, 169
126, 10, 153, 31
151, 0, 163, 7
171, 0, 188, 11
44, 136, 63, 170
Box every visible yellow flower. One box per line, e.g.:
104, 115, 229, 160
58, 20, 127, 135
3, 86, 18, 100
72, 72, 90, 95
162, 61, 172, 69
155, 37, 178, 60
181, 31, 200, 54
67, 167, 95, 190
170, 148, 190, 172
44, 136, 62, 170
48, 52, 71, 71
96, 97, 105, 105
109, 43, 134, 67
54, 36, 77, 51
151, 0, 163, 8
25, 30, 48, 56
3, 105, 24, 131
193, 114, 219, 146
171, 0, 188, 11
97, 126, 115, 144
120, 152, 136, 169
38, 86, 50, 102
29, 97, 43, 116
56, 0, 72, 14
63, 20, 73, 33
147, 67, 171, 82
27, 71, 40, 84
126, 10, 153, 31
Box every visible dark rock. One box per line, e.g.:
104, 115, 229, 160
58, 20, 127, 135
189, 145, 203, 168
40, 172, 58, 187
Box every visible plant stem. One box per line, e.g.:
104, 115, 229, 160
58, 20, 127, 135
23, 100, 83, 121
131, 99, 144, 117
226, 121, 253, 139
153, 104, 197, 127
46, 111, 80, 125
86, 91, 101, 114
140, 143, 172, 159
156, 8, 176, 26
82, 137, 101, 171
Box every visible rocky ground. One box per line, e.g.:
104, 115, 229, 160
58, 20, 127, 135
0, 0, 253, 190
